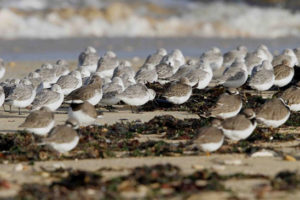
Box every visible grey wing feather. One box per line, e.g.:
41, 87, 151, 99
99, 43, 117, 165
119, 84, 148, 98
103, 84, 123, 94
32, 90, 60, 107
82, 53, 98, 66
97, 57, 119, 71
7, 86, 32, 101
249, 70, 273, 85
57, 76, 79, 89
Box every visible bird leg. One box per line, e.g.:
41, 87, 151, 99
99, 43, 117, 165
242, 90, 248, 102
18, 107, 21, 115
105, 105, 116, 112
205, 152, 211, 157
270, 127, 274, 135
136, 106, 141, 114
130, 106, 134, 113
9, 105, 12, 113
56, 152, 63, 159
2, 105, 6, 112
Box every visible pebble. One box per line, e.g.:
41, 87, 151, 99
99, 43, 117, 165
251, 149, 277, 157
14, 164, 23, 172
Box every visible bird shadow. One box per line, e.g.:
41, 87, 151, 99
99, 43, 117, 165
0, 129, 18, 133
0, 114, 26, 119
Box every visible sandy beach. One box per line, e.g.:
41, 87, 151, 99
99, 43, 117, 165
0, 0, 300, 197
0, 48, 299, 199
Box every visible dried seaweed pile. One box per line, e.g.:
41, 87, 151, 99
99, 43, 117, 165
142, 83, 225, 113
14, 164, 234, 199
0, 117, 193, 162
16, 163, 300, 199
138, 114, 210, 139
0, 114, 297, 162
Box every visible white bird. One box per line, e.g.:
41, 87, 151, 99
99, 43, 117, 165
56, 71, 82, 96
135, 63, 158, 84
220, 58, 248, 88
272, 49, 298, 67
31, 84, 64, 111
78, 46, 99, 73
5, 79, 36, 115
161, 49, 185, 73
117, 83, 155, 112
41, 118, 79, 154
200, 47, 223, 71
19, 107, 55, 136
144, 48, 167, 66
248, 60, 275, 91
100, 77, 125, 106
96, 51, 119, 79
223, 45, 248, 68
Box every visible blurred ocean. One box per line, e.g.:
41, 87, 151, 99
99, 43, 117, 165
0, 0, 300, 39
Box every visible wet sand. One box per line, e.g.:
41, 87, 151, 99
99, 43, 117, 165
1, 37, 300, 62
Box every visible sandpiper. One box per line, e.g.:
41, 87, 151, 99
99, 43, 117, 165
272, 49, 298, 67
112, 60, 135, 78
193, 119, 224, 153
68, 101, 98, 126
41, 118, 79, 154
210, 88, 242, 119
54, 59, 70, 77
36, 63, 58, 89
117, 83, 156, 111
221, 108, 257, 141
0, 86, 4, 108
293, 47, 300, 67
223, 45, 248, 68
65, 75, 103, 105
255, 44, 273, 62
161, 49, 185, 73
280, 81, 300, 111
200, 47, 223, 71
5, 79, 36, 115
26, 72, 42, 90
112, 61, 136, 88
156, 62, 175, 84
163, 77, 192, 104
31, 84, 64, 111
194, 61, 213, 89
78, 46, 99, 73
256, 98, 290, 128
144, 48, 167, 66
56, 71, 82, 95
97, 51, 119, 78
273, 60, 294, 87
248, 60, 275, 91
244, 49, 265, 75
100, 77, 125, 106
135, 63, 158, 84
168, 59, 197, 82
1, 78, 20, 98
220, 58, 248, 88
19, 107, 54, 136
80, 69, 91, 85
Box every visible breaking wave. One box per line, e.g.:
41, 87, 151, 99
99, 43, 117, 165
0, 1, 300, 39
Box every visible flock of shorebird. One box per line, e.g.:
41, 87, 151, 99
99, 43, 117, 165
0, 44, 299, 155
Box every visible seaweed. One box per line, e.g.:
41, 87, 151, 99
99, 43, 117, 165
19, 163, 297, 200
17, 164, 229, 199
271, 171, 300, 190
142, 83, 224, 113
0, 114, 297, 162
